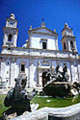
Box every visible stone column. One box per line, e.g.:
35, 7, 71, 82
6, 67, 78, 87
1, 58, 6, 85
78, 64, 80, 82
68, 41, 71, 51
71, 64, 75, 82
10, 58, 16, 87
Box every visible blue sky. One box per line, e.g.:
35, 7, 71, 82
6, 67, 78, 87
0, 0, 80, 53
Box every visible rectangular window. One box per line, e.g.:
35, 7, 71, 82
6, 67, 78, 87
21, 64, 25, 72
41, 39, 47, 49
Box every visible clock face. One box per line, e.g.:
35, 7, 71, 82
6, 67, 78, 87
9, 20, 15, 25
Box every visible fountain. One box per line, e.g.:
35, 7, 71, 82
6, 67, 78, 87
43, 64, 80, 97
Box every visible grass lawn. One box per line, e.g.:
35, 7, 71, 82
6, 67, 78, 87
31, 95, 80, 109
0, 94, 9, 117
0, 94, 80, 117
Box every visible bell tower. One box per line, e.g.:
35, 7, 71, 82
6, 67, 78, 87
62, 23, 77, 52
3, 13, 18, 48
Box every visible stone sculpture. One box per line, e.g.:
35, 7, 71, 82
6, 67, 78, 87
3, 75, 31, 118
43, 64, 70, 97
43, 64, 80, 97
46, 63, 69, 85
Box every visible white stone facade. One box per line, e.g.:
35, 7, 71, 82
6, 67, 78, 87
0, 14, 80, 89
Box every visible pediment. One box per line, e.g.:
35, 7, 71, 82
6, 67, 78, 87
31, 27, 55, 35
34, 28, 52, 34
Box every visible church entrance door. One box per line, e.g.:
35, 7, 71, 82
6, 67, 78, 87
42, 71, 47, 87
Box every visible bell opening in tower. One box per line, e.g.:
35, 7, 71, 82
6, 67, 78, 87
8, 34, 12, 42
70, 41, 74, 49
64, 42, 66, 50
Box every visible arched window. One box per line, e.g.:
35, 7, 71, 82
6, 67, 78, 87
70, 41, 74, 49
64, 42, 66, 50
8, 34, 12, 42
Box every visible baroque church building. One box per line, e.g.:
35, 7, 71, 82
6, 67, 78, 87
0, 14, 80, 89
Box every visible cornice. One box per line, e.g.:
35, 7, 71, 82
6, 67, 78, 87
2, 46, 73, 54
61, 35, 75, 41
6, 18, 17, 23
0, 53, 78, 62
3, 27, 18, 33
62, 27, 72, 32
30, 31, 58, 37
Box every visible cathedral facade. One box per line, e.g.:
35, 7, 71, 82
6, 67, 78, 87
0, 14, 80, 89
